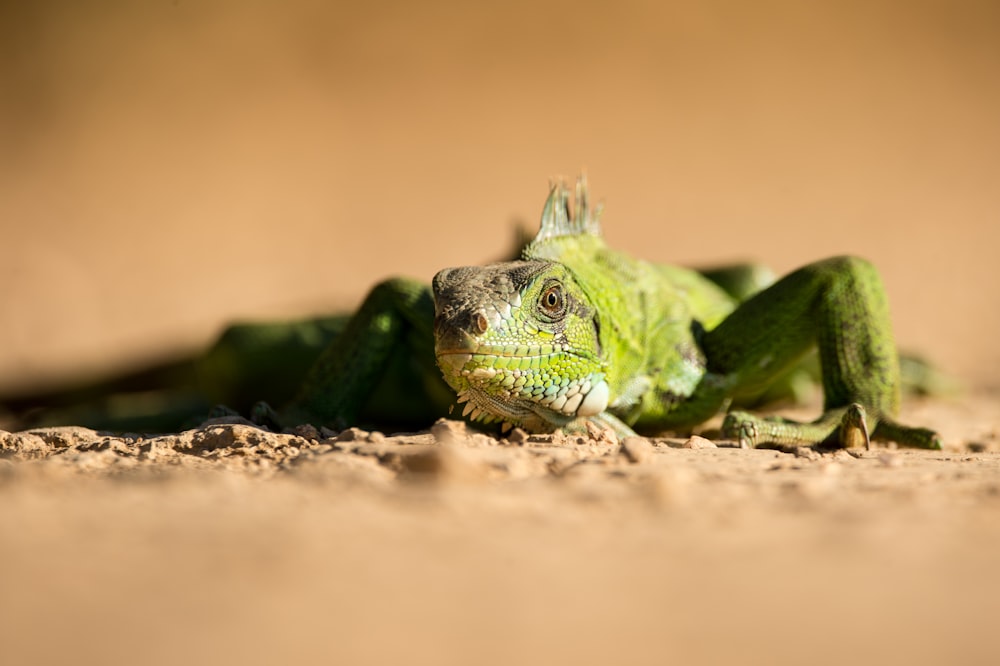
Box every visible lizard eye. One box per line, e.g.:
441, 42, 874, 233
540, 285, 563, 314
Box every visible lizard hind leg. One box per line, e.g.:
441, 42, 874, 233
722, 404, 942, 450
722, 403, 871, 450
703, 256, 941, 450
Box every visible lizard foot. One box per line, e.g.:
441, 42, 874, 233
722, 403, 940, 450
721, 410, 836, 449
872, 418, 943, 450
721, 411, 761, 449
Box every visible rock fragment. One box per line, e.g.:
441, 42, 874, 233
682, 435, 717, 449
0, 431, 49, 461
507, 427, 530, 446
288, 424, 321, 441
620, 437, 654, 464
336, 427, 369, 443
24, 426, 101, 449
585, 421, 618, 446
430, 419, 470, 446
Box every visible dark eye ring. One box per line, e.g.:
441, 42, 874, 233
541, 286, 562, 312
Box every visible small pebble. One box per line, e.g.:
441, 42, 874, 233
682, 435, 717, 449
620, 437, 654, 464
336, 427, 368, 443
430, 419, 470, 445
508, 428, 530, 446
289, 424, 321, 441
584, 421, 618, 446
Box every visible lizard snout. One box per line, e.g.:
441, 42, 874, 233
431, 266, 493, 345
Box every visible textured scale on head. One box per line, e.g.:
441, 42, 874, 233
432, 177, 609, 432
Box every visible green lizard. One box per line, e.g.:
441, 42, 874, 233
6, 178, 942, 449
282, 177, 940, 449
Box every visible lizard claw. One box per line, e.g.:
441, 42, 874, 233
838, 403, 871, 450
722, 411, 759, 449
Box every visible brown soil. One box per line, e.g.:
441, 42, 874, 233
2, 394, 999, 666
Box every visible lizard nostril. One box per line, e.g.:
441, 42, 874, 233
474, 312, 489, 334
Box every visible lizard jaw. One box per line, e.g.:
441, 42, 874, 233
451, 376, 610, 431
455, 386, 566, 432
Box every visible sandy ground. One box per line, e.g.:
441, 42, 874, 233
2, 3, 999, 665
2, 394, 1000, 666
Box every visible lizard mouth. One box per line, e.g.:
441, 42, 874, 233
435, 344, 596, 364
435, 348, 609, 430
454, 386, 571, 433
435, 345, 570, 356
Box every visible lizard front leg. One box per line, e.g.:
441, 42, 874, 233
699, 256, 941, 449
278, 278, 440, 429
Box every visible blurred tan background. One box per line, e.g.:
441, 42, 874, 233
2, 0, 998, 396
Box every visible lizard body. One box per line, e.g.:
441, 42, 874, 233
426, 179, 939, 448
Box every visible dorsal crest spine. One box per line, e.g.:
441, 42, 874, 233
526, 175, 603, 253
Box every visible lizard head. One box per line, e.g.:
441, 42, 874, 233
432, 260, 609, 432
